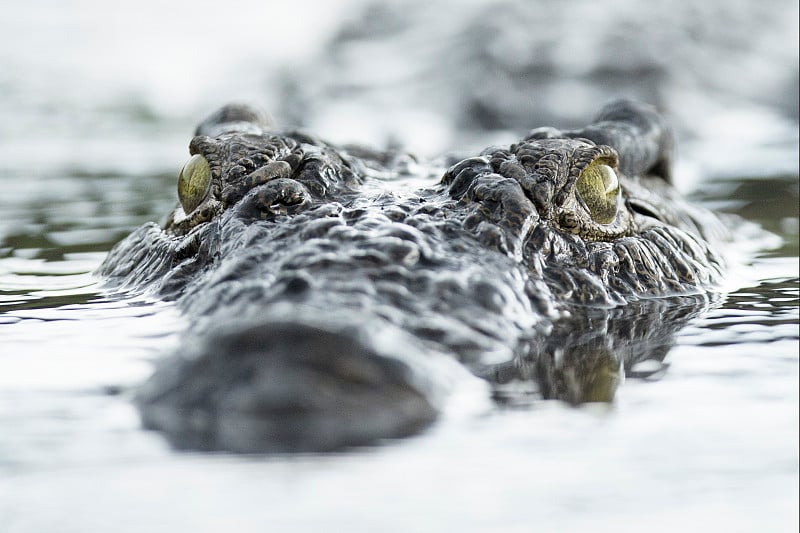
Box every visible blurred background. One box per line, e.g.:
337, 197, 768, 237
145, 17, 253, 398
1, 0, 797, 178
0, 1, 797, 532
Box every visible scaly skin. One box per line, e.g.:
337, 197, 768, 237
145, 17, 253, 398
100, 100, 729, 453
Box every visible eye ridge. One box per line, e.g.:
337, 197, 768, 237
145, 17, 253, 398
575, 160, 620, 225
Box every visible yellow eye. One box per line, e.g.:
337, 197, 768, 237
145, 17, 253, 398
576, 160, 619, 224
177, 154, 211, 214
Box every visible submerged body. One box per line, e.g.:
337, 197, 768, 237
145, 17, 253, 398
101, 100, 729, 452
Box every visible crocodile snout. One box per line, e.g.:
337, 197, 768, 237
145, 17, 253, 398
136, 311, 445, 453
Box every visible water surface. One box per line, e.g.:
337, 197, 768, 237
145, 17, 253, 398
0, 1, 797, 531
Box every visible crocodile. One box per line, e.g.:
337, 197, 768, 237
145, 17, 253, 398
100, 100, 729, 453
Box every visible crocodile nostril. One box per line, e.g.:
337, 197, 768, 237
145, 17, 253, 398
283, 274, 312, 296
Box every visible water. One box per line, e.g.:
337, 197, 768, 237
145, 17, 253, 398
0, 1, 798, 531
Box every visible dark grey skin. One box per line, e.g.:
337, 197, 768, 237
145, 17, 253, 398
100, 100, 729, 453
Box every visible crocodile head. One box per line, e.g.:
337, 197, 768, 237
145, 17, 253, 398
440, 100, 728, 306
101, 100, 728, 452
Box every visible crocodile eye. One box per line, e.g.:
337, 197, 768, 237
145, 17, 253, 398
178, 154, 211, 214
576, 160, 619, 224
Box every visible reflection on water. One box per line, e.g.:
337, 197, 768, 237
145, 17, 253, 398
489, 296, 719, 406
0, 0, 798, 531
